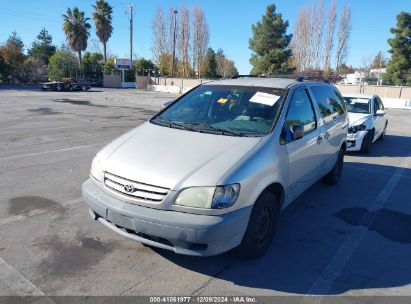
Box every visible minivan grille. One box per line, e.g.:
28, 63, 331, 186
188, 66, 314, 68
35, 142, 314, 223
104, 172, 170, 203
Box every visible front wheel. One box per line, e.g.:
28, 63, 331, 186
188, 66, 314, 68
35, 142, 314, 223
360, 130, 374, 153
323, 147, 344, 185
236, 192, 278, 259
378, 123, 387, 141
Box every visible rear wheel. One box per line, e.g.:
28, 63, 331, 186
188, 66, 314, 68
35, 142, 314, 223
323, 147, 345, 185
236, 192, 278, 259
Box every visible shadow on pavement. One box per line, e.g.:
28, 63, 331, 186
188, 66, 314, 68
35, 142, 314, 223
152, 161, 411, 295
347, 134, 411, 158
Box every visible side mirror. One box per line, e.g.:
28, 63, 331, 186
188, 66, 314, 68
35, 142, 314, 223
376, 109, 386, 116
161, 100, 174, 109
292, 124, 305, 140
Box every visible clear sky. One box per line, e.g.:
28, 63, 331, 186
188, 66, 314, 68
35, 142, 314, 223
0, 0, 409, 74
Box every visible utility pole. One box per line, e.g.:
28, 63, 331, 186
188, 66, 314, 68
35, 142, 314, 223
127, 5, 134, 65
172, 9, 178, 78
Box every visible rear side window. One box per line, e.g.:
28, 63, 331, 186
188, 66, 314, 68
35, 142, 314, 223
311, 86, 344, 124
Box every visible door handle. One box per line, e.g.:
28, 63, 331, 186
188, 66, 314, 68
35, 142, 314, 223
317, 136, 323, 144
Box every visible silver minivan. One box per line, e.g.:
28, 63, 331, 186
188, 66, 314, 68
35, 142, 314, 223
82, 77, 348, 258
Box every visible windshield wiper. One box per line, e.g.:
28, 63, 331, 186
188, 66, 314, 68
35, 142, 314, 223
154, 118, 252, 137
185, 123, 247, 137
153, 117, 199, 132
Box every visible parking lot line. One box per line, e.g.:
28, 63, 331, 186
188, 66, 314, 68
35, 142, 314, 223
0, 256, 46, 298
345, 164, 411, 181
302, 153, 411, 303
0, 144, 104, 161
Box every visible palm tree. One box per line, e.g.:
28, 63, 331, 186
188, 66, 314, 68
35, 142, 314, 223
63, 7, 91, 65
92, 0, 113, 63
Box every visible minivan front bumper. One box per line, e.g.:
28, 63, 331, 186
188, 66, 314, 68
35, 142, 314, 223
82, 179, 252, 256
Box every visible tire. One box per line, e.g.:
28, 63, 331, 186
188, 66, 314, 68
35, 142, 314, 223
323, 147, 345, 185
360, 130, 374, 153
236, 192, 278, 259
378, 123, 387, 141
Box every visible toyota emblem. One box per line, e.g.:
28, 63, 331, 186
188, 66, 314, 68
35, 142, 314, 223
124, 184, 134, 193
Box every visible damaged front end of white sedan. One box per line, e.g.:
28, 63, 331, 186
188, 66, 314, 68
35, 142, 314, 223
343, 94, 388, 153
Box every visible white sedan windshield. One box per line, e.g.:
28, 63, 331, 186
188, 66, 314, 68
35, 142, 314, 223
343, 97, 371, 114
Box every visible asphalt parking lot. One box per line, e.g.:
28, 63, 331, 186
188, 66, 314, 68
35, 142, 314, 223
1, 87, 411, 299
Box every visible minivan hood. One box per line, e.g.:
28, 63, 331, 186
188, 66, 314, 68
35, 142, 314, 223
99, 122, 261, 190
348, 112, 371, 126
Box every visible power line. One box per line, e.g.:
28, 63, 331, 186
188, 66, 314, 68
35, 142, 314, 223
0, 9, 60, 23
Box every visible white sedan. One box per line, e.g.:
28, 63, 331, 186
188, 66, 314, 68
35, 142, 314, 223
343, 93, 388, 153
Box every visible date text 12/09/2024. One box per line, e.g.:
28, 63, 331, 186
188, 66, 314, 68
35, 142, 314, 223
149, 297, 258, 303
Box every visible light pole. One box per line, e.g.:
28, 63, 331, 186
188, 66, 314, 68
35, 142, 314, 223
172, 9, 178, 78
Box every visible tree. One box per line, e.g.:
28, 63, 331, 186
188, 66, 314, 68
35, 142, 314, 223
48, 51, 79, 81
0, 53, 11, 83
370, 51, 388, 69
82, 52, 104, 78
192, 6, 209, 78
134, 58, 156, 76
222, 59, 239, 78
310, 0, 324, 69
335, 4, 352, 70
323, 0, 337, 70
151, 7, 169, 71
249, 4, 294, 75
215, 49, 239, 78
216, 48, 226, 77
28, 28, 56, 64
178, 5, 191, 78
63, 7, 91, 65
92, 0, 113, 63
291, 7, 310, 71
103, 57, 115, 75
24, 57, 48, 83
201, 48, 217, 78
0, 32, 26, 82
384, 12, 411, 85
292, 0, 337, 72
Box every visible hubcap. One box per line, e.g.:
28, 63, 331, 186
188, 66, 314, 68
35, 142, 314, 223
255, 206, 271, 246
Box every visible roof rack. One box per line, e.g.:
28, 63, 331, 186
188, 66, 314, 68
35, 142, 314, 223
231, 74, 296, 80
296, 76, 330, 83
231, 74, 330, 83
230, 75, 264, 79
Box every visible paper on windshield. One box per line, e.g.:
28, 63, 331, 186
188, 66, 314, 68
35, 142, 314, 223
250, 92, 281, 106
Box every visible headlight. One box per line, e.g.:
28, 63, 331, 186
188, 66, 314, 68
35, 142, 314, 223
90, 157, 103, 182
175, 184, 240, 209
348, 124, 366, 134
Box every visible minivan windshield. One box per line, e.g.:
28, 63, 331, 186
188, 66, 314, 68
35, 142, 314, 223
151, 85, 285, 136
343, 97, 371, 114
